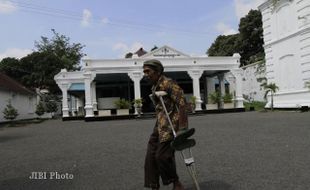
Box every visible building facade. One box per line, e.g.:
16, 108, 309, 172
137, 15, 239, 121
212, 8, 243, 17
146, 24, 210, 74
54, 45, 244, 118
0, 73, 37, 122
259, 0, 310, 108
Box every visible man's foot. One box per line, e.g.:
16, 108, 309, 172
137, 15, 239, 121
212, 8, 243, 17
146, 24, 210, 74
173, 180, 185, 190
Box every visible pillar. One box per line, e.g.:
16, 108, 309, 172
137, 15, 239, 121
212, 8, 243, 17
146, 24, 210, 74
91, 81, 98, 111
188, 70, 203, 111
84, 72, 94, 117
128, 71, 143, 114
218, 73, 225, 109
231, 69, 244, 108
60, 83, 69, 117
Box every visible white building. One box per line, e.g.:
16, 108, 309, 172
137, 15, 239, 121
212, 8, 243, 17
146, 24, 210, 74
241, 61, 266, 102
54, 45, 244, 118
0, 73, 37, 122
259, 0, 310, 108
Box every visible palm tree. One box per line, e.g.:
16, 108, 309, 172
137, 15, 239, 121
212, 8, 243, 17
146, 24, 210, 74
263, 83, 279, 111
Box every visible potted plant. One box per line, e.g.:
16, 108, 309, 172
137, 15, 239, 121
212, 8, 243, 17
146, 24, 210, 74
189, 96, 197, 113
114, 99, 131, 115
133, 98, 143, 117
223, 93, 234, 109
207, 92, 220, 110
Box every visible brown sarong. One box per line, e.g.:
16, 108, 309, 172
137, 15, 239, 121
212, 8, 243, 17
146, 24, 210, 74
144, 125, 179, 189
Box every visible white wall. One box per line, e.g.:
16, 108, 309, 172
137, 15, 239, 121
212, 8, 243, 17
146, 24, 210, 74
225, 62, 265, 102
241, 63, 266, 102
0, 90, 37, 122
259, 0, 310, 108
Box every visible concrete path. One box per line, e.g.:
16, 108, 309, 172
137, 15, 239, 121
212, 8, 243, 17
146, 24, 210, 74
0, 112, 309, 190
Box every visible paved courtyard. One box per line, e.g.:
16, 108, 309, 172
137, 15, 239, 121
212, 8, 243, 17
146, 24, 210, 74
0, 112, 309, 190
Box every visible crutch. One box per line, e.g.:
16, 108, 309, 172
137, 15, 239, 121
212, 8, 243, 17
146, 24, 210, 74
155, 91, 200, 190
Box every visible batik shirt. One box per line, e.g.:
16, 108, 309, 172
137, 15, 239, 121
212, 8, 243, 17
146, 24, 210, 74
151, 75, 188, 143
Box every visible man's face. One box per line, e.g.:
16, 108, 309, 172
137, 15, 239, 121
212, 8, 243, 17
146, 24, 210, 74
143, 66, 160, 84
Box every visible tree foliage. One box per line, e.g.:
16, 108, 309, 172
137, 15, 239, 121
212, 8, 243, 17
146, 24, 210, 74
19, 51, 62, 92
238, 9, 265, 66
35, 29, 85, 71
207, 34, 240, 56
207, 9, 264, 66
0, 57, 25, 82
0, 29, 85, 93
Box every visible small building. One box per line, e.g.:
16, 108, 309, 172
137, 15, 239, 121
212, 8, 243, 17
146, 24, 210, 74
54, 45, 244, 119
0, 72, 37, 122
259, 0, 310, 108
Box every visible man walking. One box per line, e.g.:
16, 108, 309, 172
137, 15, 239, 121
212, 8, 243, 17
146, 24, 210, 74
143, 59, 188, 190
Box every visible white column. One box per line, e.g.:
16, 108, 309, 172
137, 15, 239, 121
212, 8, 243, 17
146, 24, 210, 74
71, 96, 77, 116
128, 71, 143, 114
91, 81, 98, 111
206, 77, 215, 103
231, 69, 244, 108
84, 72, 94, 117
60, 83, 69, 117
218, 73, 225, 109
188, 70, 203, 111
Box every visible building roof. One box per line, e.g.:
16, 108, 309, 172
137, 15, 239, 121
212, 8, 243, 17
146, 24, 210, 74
134, 48, 147, 57
0, 72, 35, 95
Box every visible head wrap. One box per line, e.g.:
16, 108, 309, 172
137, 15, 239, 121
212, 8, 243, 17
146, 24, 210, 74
143, 59, 164, 74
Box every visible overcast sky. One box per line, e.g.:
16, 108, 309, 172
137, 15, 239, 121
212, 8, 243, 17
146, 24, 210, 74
0, 0, 265, 61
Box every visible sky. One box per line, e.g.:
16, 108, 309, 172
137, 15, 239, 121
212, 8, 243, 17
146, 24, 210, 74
0, 0, 265, 61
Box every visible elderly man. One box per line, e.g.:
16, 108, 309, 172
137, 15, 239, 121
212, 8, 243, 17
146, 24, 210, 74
143, 59, 188, 190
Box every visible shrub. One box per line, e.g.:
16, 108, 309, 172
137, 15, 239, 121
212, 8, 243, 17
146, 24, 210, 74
3, 100, 18, 120
133, 98, 143, 107
244, 101, 266, 111
209, 92, 221, 104
189, 96, 197, 105
35, 101, 45, 116
223, 93, 233, 103
114, 99, 131, 109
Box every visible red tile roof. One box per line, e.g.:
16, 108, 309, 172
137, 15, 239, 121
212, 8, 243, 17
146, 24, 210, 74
0, 72, 35, 95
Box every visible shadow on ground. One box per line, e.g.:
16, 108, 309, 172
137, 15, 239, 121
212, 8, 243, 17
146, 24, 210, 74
186, 180, 234, 190
0, 135, 27, 143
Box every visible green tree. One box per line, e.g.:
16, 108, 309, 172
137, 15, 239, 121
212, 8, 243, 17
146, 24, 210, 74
151, 46, 158, 51
207, 10, 264, 66
35, 29, 85, 71
125, 52, 133, 58
44, 94, 59, 118
19, 51, 62, 92
35, 101, 45, 117
3, 100, 18, 121
262, 83, 279, 111
238, 9, 265, 66
0, 57, 26, 83
1, 29, 86, 93
207, 34, 240, 56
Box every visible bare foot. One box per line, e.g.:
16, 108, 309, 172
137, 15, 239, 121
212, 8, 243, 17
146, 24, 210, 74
173, 181, 185, 190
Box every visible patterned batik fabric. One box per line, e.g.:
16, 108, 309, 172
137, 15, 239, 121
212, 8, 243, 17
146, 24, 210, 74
151, 75, 188, 143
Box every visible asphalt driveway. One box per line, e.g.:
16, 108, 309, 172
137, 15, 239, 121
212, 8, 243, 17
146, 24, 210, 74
0, 112, 309, 190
